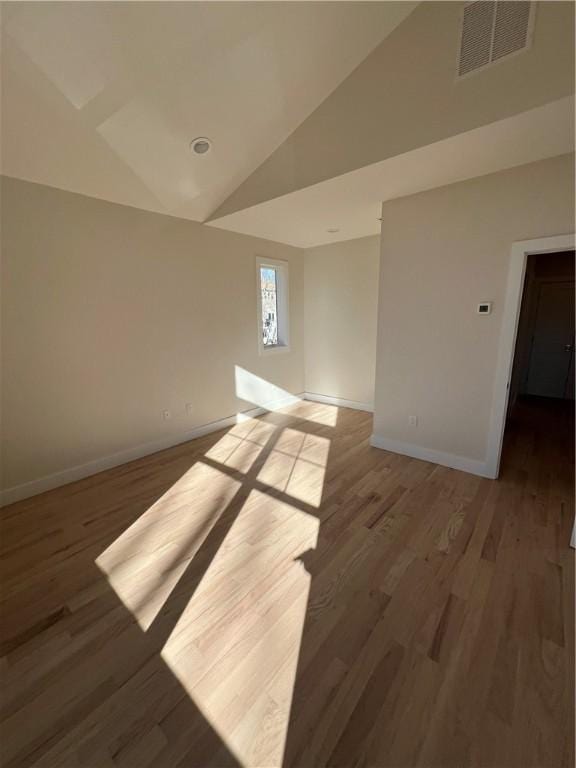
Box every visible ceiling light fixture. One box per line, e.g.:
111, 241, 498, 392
327, 227, 340, 233
190, 137, 212, 155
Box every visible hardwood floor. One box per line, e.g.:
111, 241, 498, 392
0, 398, 573, 768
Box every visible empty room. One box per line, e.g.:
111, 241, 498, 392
0, 2, 574, 767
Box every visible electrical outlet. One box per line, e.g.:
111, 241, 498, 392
185, 403, 194, 415
162, 410, 171, 420
408, 415, 418, 427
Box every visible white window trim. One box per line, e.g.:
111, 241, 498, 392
255, 256, 290, 355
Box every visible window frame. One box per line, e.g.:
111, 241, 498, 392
255, 256, 290, 355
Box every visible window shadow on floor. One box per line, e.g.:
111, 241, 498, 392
1, 402, 356, 766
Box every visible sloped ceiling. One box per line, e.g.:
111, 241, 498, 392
207, 97, 575, 248
0, 1, 418, 222
208, 0, 575, 245
211, 1, 575, 223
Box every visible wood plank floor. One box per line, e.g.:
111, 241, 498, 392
1, 397, 573, 768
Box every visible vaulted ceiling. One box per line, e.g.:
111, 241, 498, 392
1, 1, 573, 248
0, 1, 417, 222
208, 97, 575, 247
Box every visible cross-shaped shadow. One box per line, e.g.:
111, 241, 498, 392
3, 401, 376, 767
144, 407, 329, 652
122, 403, 345, 766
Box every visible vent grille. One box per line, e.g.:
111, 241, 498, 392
492, 1, 532, 61
458, 1, 534, 78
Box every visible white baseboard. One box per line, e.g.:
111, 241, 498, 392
1, 391, 373, 507
0, 394, 304, 507
370, 434, 494, 479
303, 392, 373, 412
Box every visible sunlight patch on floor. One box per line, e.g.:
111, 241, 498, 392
204, 431, 264, 474
289, 399, 339, 427
160, 488, 319, 768
95, 462, 241, 630
94, 398, 335, 765
229, 417, 278, 444
257, 431, 330, 508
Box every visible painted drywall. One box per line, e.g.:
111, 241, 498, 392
304, 236, 379, 407
207, 97, 574, 248
373, 154, 575, 468
1, 2, 417, 223
0, 177, 304, 492
213, 1, 575, 219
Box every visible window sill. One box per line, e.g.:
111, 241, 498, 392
259, 344, 291, 356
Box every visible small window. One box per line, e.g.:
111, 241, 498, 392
256, 257, 289, 354
261, 266, 279, 346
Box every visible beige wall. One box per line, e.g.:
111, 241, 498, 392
304, 236, 379, 406
0, 177, 304, 491
3, 155, 574, 492
373, 154, 575, 466
214, 1, 575, 219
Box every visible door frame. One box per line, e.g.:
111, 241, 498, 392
485, 233, 575, 480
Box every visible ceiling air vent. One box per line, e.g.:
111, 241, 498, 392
457, 1, 535, 78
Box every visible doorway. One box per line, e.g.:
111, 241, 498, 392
510, 250, 575, 404
485, 234, 574, 548
501, 249, 575, 540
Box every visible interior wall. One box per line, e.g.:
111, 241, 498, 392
0, 176, 305, 492
304, 235, 379, 407
373, 153, 575, 470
